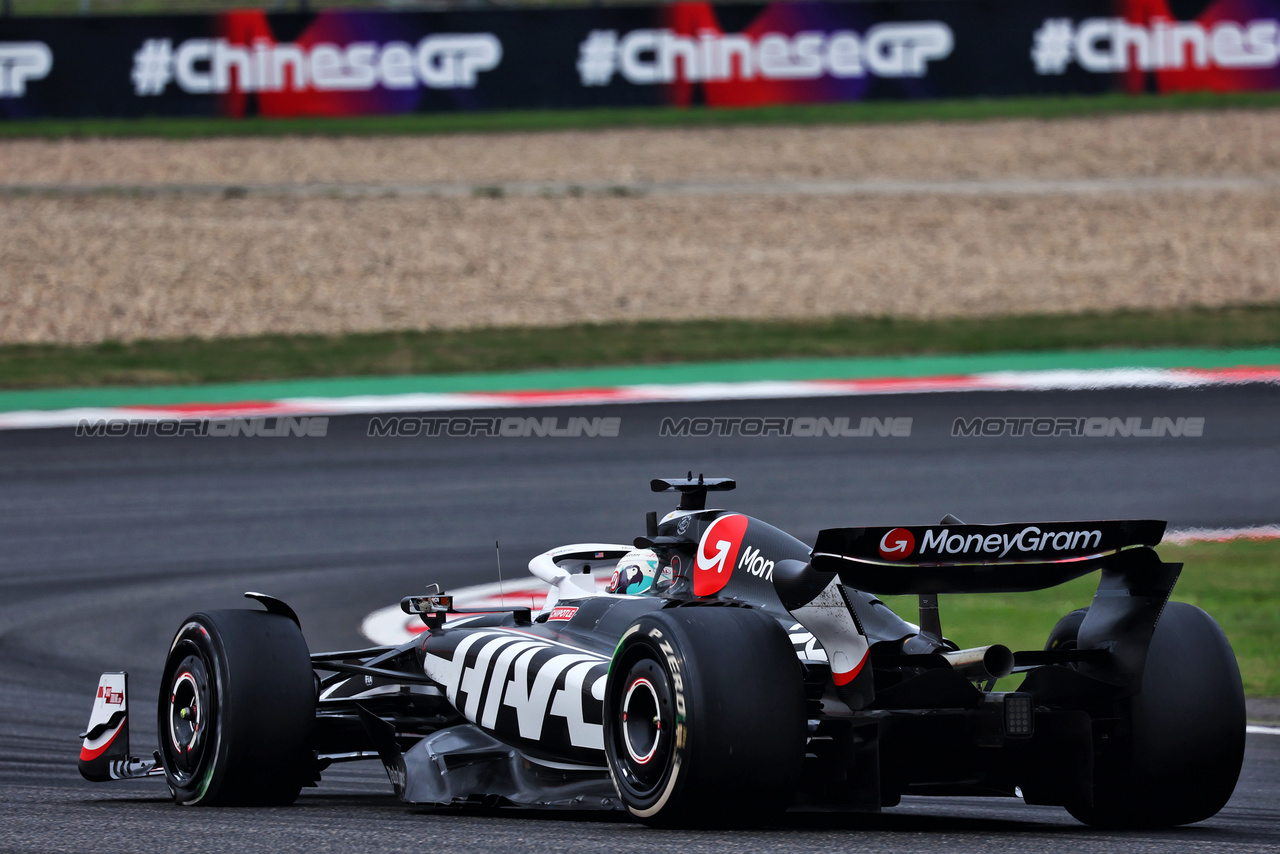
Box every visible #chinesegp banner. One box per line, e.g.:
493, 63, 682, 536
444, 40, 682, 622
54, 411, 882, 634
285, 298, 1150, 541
1, 0, 1279, 120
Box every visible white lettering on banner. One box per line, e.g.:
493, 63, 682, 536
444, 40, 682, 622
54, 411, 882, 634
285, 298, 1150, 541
1032, 17, 1280, 75
138, 34, 501, 96
0, 42, 53, 98
577, 23, 953, 87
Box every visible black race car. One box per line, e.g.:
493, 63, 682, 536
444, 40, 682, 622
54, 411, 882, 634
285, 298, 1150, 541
79, 476, 1246, 828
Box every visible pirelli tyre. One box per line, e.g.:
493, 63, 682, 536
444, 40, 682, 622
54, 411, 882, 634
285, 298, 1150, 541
1060, 602, 1246, 828
157, 610, 315, 806
1044, 608, 1088, 654
603, 606, 806, 828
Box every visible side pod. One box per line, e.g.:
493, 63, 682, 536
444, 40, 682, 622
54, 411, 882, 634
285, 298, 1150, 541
78, 672, 162, 782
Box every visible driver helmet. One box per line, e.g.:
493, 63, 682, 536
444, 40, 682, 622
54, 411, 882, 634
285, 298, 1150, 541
608, 548, 660, 595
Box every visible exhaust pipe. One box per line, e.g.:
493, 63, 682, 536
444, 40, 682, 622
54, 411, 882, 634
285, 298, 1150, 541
941, 644, 1015, 682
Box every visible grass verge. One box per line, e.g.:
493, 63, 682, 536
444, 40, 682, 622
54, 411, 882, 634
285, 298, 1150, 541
1, 304, 1277, 390
4, 92, 1280, 139
881, 539, 1280, 698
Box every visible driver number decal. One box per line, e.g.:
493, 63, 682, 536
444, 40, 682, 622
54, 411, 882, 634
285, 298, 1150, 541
694, 514, 748, 597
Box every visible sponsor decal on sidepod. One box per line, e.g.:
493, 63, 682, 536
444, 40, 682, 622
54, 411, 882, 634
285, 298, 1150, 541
422, 630, 608, 751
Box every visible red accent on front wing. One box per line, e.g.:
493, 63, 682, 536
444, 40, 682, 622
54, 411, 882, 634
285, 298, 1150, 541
79, 718, 124, 762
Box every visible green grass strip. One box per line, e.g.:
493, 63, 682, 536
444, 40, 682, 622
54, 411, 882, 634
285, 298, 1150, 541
1, 305, 1277, 396
882, 539, 1280, 698
4, 92, 1280, 139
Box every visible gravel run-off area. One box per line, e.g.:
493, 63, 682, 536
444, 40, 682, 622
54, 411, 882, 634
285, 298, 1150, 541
2, 110, 1279, 345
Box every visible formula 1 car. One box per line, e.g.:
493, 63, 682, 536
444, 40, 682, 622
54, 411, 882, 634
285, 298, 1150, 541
79, 476, 1245, 828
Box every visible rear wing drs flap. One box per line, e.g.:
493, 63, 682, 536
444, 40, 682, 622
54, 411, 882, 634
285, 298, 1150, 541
811, 520, 1179, 693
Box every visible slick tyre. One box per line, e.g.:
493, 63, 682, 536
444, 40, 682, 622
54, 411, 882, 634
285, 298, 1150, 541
158, 610, 315, 806
1044, 608, 1088, 653
1064, 602, 1246, 828
603, 607, 806, 828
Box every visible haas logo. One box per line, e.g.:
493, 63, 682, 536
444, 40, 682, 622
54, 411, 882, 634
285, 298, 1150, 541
878, 528, 916, 560
694, 514, 748, 596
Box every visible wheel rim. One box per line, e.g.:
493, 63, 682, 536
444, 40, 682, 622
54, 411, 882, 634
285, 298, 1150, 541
164, 651, 213, 785
613, 658, 674, 795
622, 678, 662, 765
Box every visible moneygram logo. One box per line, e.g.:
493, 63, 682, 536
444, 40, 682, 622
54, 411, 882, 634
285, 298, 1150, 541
129, 35, 501, 97
577, 24, 953, 86
878, 528, 916, 560
0, 42, 53, 98
694, 513, 748, 597
1032, 17, 1280, 75
918, 526, 1102, 559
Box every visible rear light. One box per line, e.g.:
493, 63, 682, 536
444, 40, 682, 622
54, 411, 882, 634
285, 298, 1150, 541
1004, 693, 1034, 737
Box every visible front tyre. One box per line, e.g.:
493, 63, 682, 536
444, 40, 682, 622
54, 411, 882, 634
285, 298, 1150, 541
604, 607, 806, 828
158, 610, 315, 806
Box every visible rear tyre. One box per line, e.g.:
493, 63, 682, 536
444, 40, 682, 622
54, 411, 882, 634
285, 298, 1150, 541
603, 607, 806, 828
158, 609, 315, 806
1063, 602, 1246, 828
1044, 608, 1088, 653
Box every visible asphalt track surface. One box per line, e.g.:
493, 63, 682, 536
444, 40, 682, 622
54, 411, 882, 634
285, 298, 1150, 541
1, 383, 1277, 853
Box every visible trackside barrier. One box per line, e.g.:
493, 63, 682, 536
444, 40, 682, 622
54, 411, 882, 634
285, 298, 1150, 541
3, 0, 1279, 119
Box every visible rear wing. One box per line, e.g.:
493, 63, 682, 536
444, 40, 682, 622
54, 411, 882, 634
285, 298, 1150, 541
812, 520, 1178, 694
811, 520, 1165, 594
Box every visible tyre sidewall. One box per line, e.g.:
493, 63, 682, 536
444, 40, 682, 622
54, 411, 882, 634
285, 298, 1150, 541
159, 618, 232, 805
605, 621, 691, 819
